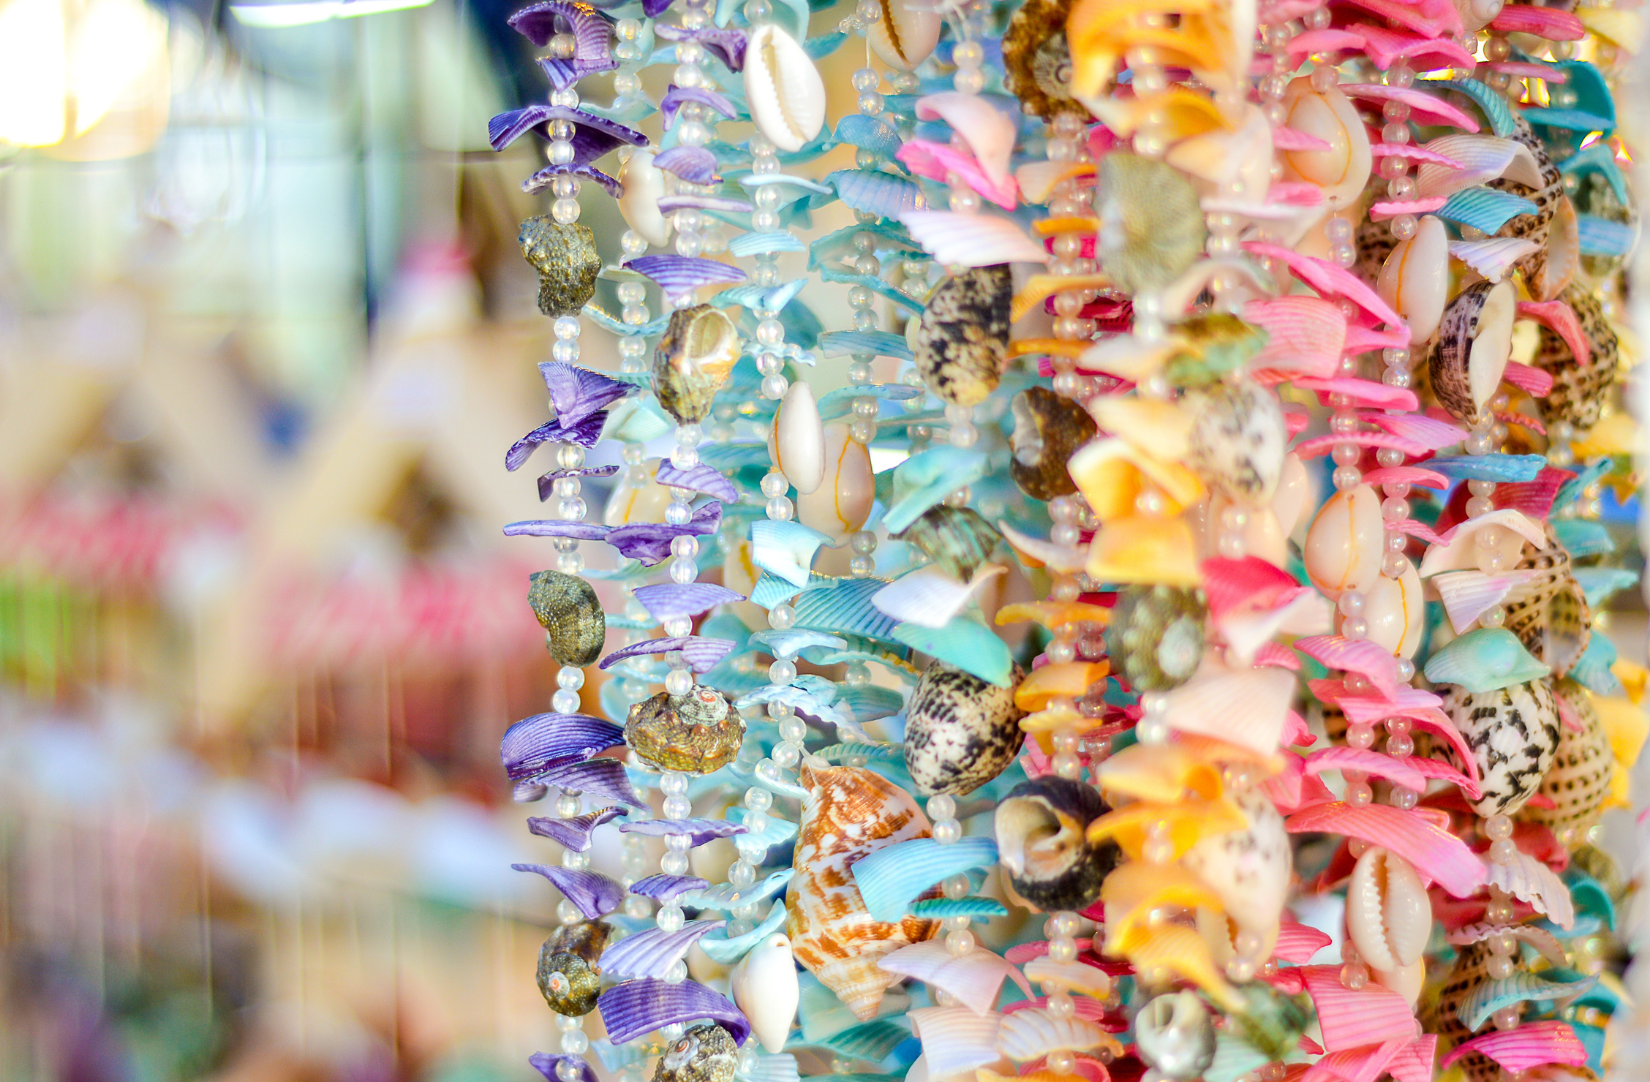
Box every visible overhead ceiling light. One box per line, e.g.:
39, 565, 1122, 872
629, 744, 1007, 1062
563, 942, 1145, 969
229, 0, 433, 29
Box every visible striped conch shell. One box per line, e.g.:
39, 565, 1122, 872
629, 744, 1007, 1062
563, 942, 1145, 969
1487, 115, 1578, 302
786, 763, 940, 1021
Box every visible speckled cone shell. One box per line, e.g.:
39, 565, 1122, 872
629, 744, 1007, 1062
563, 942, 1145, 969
654, 305, 740, 424
1426, 279, 1516, 426
1427, 943, 1500, 1081
652, 1024, 738, 1082
520, 217, 601, 318
1501, 522, 1591, 678
1522, 679, 1614, 844
625, 687, 746, 774
536, 920, 609, 1016
1184, 380, 1288, 503
786, 763, 939, 1020
529, 569, 606, 667
1010, 387, 1096, 501
1487, 116, 1573, 301
1002, 0, 1082, 119
1180, 784, 1291, 960
904, 660, 1028, 796
1440, 678, 1561, 817
1533, 283, 1620, 430
913, 265, 1013, 407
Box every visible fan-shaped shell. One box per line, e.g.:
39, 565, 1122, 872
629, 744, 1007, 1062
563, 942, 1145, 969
744, 24, 826, 153
1345, 847, 1431, 973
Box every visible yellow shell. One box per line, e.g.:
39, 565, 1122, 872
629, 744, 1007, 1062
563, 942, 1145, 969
1014, 660, 1111, 712
1101, 861, 1225, 955
1068, 438, 1206, 522
1086, 514, 1203, 588
1085, 796, 1248, 861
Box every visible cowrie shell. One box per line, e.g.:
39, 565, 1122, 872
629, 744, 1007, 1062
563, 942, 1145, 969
1346, 846, 1431, 973
868, 0, 940, 71
744, 24, 826, 153
1377, 215, 1450, 345
769, 381, 826, 495
617, 148, 671, 248
730, 933, 799, 1054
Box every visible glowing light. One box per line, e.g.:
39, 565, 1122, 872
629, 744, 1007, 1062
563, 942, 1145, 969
0, 0, 68, 147
229, 0, 434, 29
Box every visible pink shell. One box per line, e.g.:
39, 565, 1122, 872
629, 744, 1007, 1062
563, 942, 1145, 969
1337, 0, 1460, 36
1286, 27, 1365, 57
897, 140, 1019, 210
1201, 555, 1302, 618
1405, 754, 1482, 800
1440, 1022, 1589, 1074
1274, 920, 1332, 964
1361, 411, 1469, 450
1275, 126, 1335, 151
1361, 465, 1450, 489
1257, 641, 1304, 670
1358, 25, 1475, 70
1343, 323, 1411, 352
1517, 300, 1591, 366
1370, 197, 1448, 220
1003, 938, 1094, 964
1246, 241, 1405, 328
1370, 143, 1466, 169
1490, 4, 1586, 38
1284, 407, 1313, 437
1499, 410, 1545, 435
1389, 519, 1445, 545
1269, 182, 1325, 205
1297, 964, 1421, 1052
1293, 377, 1420, 411
1304, 1037, 1409, 1082
1385, 1037, 1437, 1082
1285, 801, 1487, 897
1342, 84, 1479, 131
1493, 466, 1574, 518
1306, 746, 1428, 792
1263, 752, 1308, 811
1293, 431, 1430, 460
1294, 634, 1401, 698
1503, 360, 1556, 397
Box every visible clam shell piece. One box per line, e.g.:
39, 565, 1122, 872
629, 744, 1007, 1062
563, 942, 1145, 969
1441, 678, 1561, 816
797, 424, 875, 540
1094, 152, 1207, 294
1134, 991, 1217, 1082
770, 381, 826, 496
1376, 215, 1451, 345
744, 24, 825, 153
652, 1024, 739, 1082
654, 305, 740, 425
625, 687, 746, 774
1278, 78, 1372, 211
1103, 585, 1206, 692
1502, 523, 1591, 677
913, 266, 1012, 407
1533, 283, 1620, 430
529, 569, 606, 667
1010, 387, 1096, 501
521, 217, 601, 318
905, 661, 1028, 796
1183, 381, 1287, 504
1345, 847, 1431, 973
785, 763, 939, 1021
618, 148, 671, 248
1426, 279, 1517, 425
994, 776, 1119, 912
1304, 483, 1385, 600
868, 0, 940, 69
1522, 680, 1614, 844
1180, 784, 1291, 959
1002, 0, 1081, 119
537, 921, 611, 1016
729, 934, 799, 1054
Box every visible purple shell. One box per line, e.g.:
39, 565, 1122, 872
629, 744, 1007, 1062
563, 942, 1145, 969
513, 864, 626, 920
642, 0, 672, 19
502, 713, 625, 781
628, 873, 709, 900
541, 362, 638, 426
652, 146, 720, 184
607, 501, 723, 564
507, 411, 608, 469
660, 85, 738, 128
488, 105, 647, 158
504, 519, 611, 541
598, 636, 736, 673
519, 757, 645, 808
527, 806, 624, 851
509, 1, 617, 89
598, 920, 728, 979
598, 978, 751, 1046
538, 464, 621, 503
530, 1054, 598, 1082
631, 582, 745, 623
623, 255, 747, 294
653, 23, 746, 71
524, 163, 622, 199
618, 818, 748, 846
658, 195, 756, 214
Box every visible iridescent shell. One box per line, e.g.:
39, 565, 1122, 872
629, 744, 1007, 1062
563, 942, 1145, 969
894, 505, 1002, 582
912, 265, 1013, 407
625, 687, 746, 774
1521, 679, 1613, 845
1183, 380, 1287, 504
529, 569, 606, 668
1533, 283, 1620, 430
904, 661, 1027, 796
1010, 387, 1096, 501
1440, 678, 1561, 817
1002, 0, 1081, 119
536, 920, 610, 1016
654, 305, 741, 425
652, 1024, 739, 1082
786, 763, 939, 1021
1501, 522, 1591, 678
520, 217, 601, 318
1134, 991, 1215, 1081
1103, 585, 1206, 692
994, 775, 1118, 912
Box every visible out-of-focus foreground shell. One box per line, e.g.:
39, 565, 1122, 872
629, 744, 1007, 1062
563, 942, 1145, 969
1010, 387, 1096, 501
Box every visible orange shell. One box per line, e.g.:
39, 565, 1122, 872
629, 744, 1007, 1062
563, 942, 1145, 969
1008, 337, 1090, 360
1096, 742, 1225, 803
996, 600, 1112, 629
1014, 660, 1111, 711
1068, 440, 1206, 522
1116, 921, 1245, 1012
1085, 796, 1248, 859
1085, 514, 1203, 587
1012, 272, 1112, 323
1019, 704, 1093, 754
1101, 860, 1225, 952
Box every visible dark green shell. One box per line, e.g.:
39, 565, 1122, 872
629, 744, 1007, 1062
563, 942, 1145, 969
653, 305, 740, 425
894, 505, 1002, 582
625, 687, 746, 774
652, 1024, 738, 1082
1104, 585, 1206, 692
536, 920, 610, 1015
520, 217, 600, 318
529, 569, 606, 667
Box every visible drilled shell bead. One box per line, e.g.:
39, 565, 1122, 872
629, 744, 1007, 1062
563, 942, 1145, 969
1304, 484, 1385, 600
625, 686, 747, 774
1278, 78, 1372, 211
1376, 215, 1451, 345
529, 569, 606, 668
797, 423, 876, 540
904, 661, 1027, 796
770, 381, 826, 496
1345, 847, 1431, 973
1441, 678, 1562, 817
994, 775, 1119, 912
1010, 387, 1097, 502
1103, 585, 1206, 692
654, 305, 741, 425
652, 1024, 739, 1082
744, 24, 826, 153
536, 921, 611, 1015
1184, 381, 1288, 503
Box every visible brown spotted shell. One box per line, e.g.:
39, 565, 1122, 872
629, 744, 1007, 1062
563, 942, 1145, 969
1487, 116, 1576, 302
1184, 380, 1288, 503
1003, 0, 1082, 119
654, 305, 741, 424
624, 686, 746, 774
1426, 279, 1514, 425
652, 1024, 739, 1082
1533, 283, 1620, 431
529, 569, 606, 668
1010, 387, 1096, 501
913, 266, 1013, 407
1521, 679, 1613, 845
536, 920, 610, 1015
1501, 522, 1590, 678
521, 217, 601, 318
1427, 942, 1498, 1082
1440, 678, 1562, 817
904, 661, 1027, 796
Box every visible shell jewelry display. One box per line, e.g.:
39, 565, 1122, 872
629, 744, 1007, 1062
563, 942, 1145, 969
486, 0, 1645, 1081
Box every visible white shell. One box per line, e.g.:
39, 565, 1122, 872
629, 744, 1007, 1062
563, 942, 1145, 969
605, 457, 673, 526
1371, 959, 1425, 1007
916, 93, 1017, 189
868, 0, 941, 70
770, 381, 826, 495
1271, 453, 1313, 541
731, 933, 800, 1054
617, 149, 671, 248
797, 423, 875, 539
1278, 78, 1372, 211
1304, 483, 1384, 600
744, 24, 826, 153
1181, 784, 1291, 957
1345, 847, 1431, 973
1362, 562, 1424, 658
1377, 215, 1450, 345
902, 210, 1050, 267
